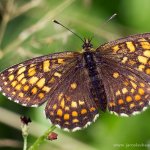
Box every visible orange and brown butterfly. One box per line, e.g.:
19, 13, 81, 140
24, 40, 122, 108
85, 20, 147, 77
1, 22, 150, 131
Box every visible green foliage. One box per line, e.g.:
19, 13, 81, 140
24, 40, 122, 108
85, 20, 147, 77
0, 0, 150, 150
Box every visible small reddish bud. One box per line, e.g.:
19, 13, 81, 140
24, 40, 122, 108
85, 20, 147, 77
47, 132, 58, 141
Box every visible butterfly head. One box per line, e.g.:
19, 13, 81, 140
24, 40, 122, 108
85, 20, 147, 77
82, 39, 93, 51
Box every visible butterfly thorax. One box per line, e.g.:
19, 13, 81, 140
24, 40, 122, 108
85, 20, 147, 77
83, 40, 107, 112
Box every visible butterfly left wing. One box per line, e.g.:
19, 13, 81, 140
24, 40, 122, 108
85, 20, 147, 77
45, 66, 99, 131
0, 52, 80, 107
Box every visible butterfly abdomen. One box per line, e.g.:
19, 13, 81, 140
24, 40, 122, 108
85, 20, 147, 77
83, 52, 107, 111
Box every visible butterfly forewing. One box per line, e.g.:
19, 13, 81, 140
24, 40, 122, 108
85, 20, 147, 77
0, 52, 80, 107
96, 33, 150, 82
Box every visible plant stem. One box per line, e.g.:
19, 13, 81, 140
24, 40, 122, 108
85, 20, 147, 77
12, 0, 42, 20
28, 125, 56, 150
21, 123, 29, 150
23, 135, 27, 150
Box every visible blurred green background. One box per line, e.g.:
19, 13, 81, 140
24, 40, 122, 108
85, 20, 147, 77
0, 0, 150, 150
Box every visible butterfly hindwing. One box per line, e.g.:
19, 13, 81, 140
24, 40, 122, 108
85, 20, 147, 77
98, 60, 150, 116
45, 66, 99, 131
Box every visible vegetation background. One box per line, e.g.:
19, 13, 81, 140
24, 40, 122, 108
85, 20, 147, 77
0, 0, 150, 150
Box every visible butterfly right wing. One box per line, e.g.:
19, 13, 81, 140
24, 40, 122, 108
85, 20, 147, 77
0, 52, 80, 107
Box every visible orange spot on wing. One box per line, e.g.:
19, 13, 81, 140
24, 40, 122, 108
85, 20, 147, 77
11, 81, 17, 87
112, 45, 119, 52
60, 99, 65, 108
118, 99, 124, 105
72, 111, 78, 117
113, 72, 119, 78
143, 50, 150, 57
8, 74, 14, 81
28, 67, 36, 76
58, 93, 64, 101
23, 85, 29, 91
15, 84, 21, 90
58, 58, 65, 64
53, 104, 57, 110
64, 114, 69, 120
134, 94, 141, 101
36, 78, 45, 88
126, 42, 135, 52
31, 87, 38, 94
71, 101, 77, 108
130, 103, 135, 108
18, 92, 24, 98
126, 96, 132, 102
121, 57, 128, 64
17, 67, 26, 75
54, 72, 61, 78
65, 106, 69, 111
122, 88, 128, 94
90, 107, 96, 112
109, 102, 116, 107
116, 90, 121, 96
43, 60, 50, 72
79, 100, 84, 105
21, 78, 27, 84
140, 83, 145, 87
130, 81, 137, 89
138, 65, 145, 71
138, 88, 144, 95
29, 76, 39, 85
57, 109, 63, 117
146, 68, 150, 75
12, 92, 16, 95
71, 82, 77, 89
81, 109, 87, 114
17, 74, 25, 81
38, 93, 44, 99
73, 119, 79, 123
42, 86, 51, 93
141, 41, 150, 49
138, 56, 148, 64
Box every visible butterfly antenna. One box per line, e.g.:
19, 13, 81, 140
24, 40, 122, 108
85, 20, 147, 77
106, 13, 117, 23
101, 13, 117, 28
53, 20, 84, 42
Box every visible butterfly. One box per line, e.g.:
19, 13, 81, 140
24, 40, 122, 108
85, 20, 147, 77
0, 29, 150, 131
